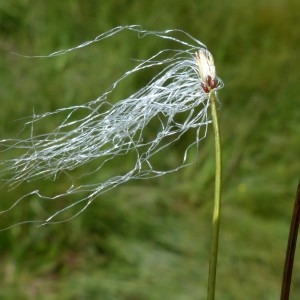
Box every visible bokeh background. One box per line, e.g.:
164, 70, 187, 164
0, 0, 300, 299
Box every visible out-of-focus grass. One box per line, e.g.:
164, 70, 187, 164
0, 0, 300, 299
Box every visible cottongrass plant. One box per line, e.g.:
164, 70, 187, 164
0, 25, 223, 299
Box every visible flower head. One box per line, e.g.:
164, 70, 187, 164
195, 49, 217, 93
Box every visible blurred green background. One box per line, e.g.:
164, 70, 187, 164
0, 0, 300, 299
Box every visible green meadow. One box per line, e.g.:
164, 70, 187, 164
0, 0, 299, 299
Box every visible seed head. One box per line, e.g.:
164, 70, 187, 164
195, 49, 217, 93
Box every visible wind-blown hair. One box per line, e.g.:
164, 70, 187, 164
0, 25, 223, 228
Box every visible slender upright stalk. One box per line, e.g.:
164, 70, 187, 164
195, 48, 223, 299
280, 180, 300, 300
207, 90, 222, 300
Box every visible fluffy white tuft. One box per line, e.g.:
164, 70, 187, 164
0, 25, 223, 228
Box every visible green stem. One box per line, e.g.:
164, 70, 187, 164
207, 91, 222, 300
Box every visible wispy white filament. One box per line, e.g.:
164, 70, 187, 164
0, 25, 223, 228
